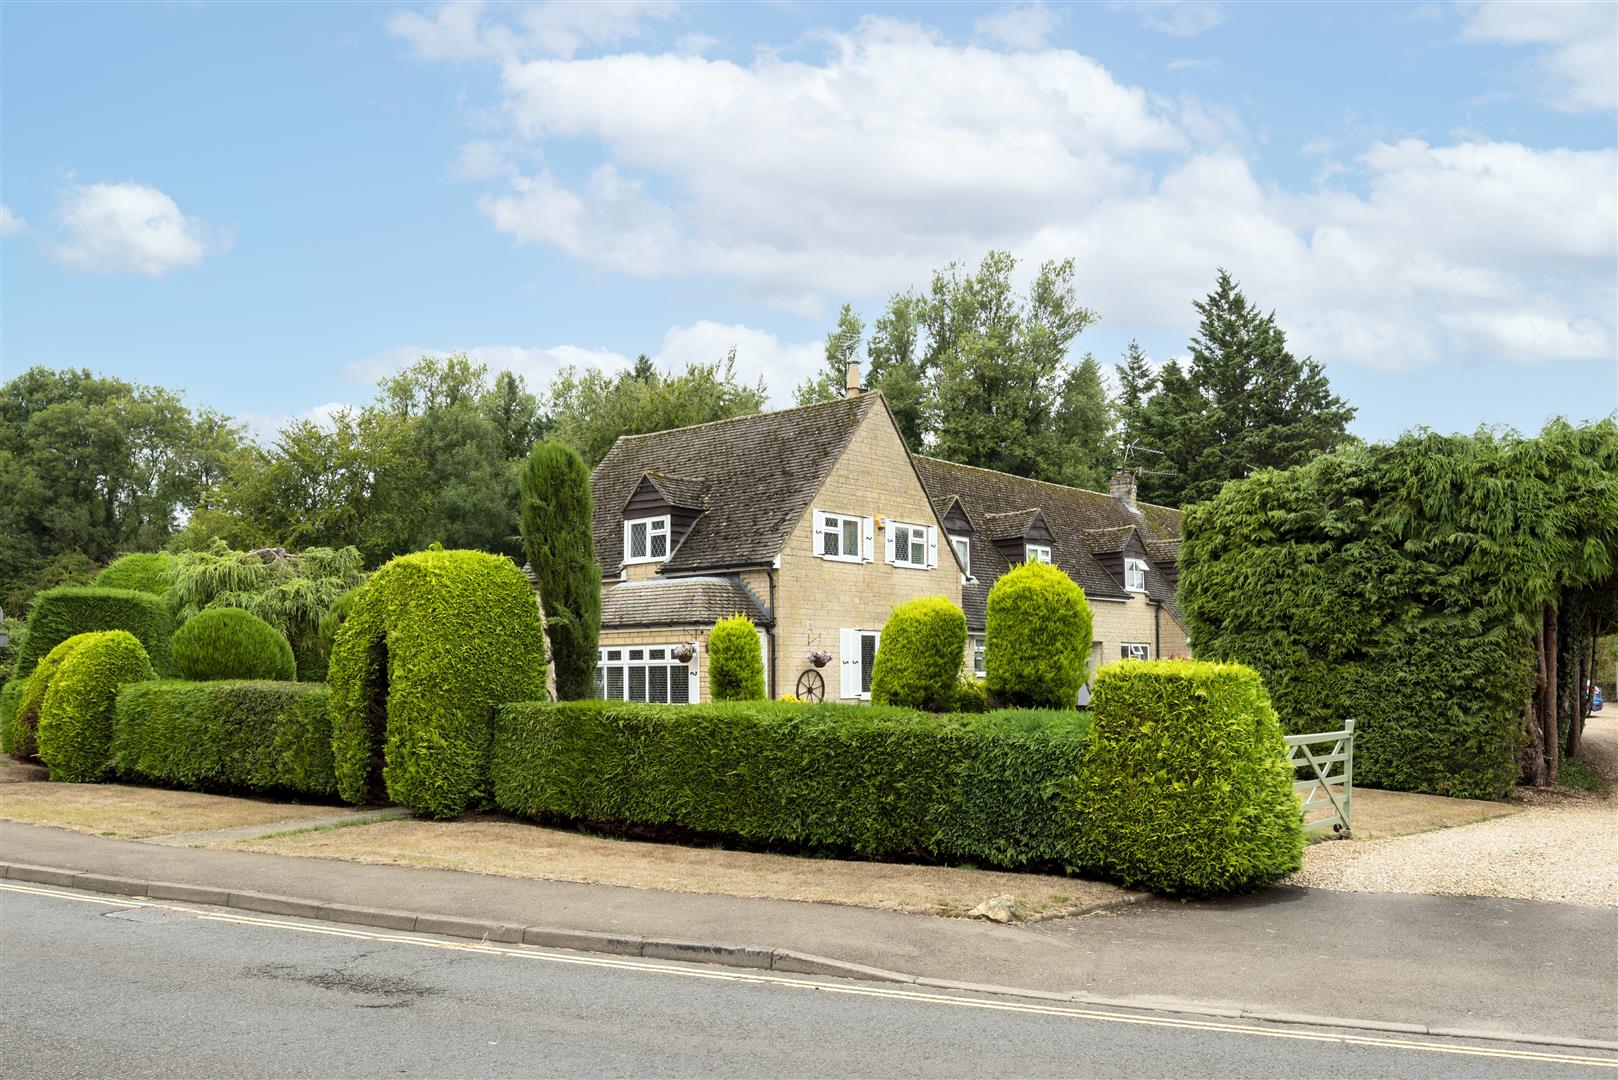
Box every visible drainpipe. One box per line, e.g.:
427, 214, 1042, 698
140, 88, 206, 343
768, 567, 779, 699
1153, 602, 1161, 659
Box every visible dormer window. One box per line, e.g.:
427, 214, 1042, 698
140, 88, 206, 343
625, 515, 670, 565
1124, 557, 1147, 592
950, 534, 970, 569
1026, 544, 1052, 564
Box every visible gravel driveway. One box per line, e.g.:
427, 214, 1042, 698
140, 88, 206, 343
1287, 711, 1618, 906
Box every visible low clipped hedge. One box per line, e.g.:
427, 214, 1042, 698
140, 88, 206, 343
870, 596, 967, 711
10, 586, 174, 680
172, 608, 296, 682
113, 681, 335, 797
37, 631, 154, 782
1074, 659, 1303, 896
493, 700, 1094, 869
4, 637, 93, 759
984, 562, 1092, 709
0, 679, 23, 756
708, 615, 765, 701
94, 552, 177, 596
329, 549, 547, 818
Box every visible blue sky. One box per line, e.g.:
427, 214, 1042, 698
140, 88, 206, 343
3, 0, 1615, 443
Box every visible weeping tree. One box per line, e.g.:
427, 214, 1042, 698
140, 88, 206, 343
519, 441, 601, 700
167, 541, 367, 680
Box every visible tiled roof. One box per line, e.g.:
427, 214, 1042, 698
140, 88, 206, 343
601, 576, 771, 629
1083, 525, 1134, 556
1145, 537, 1181, 565
591, 395, 874, 574
913, 456, 1184, 629
984, 509, 1041, 540
642, 472, 710, 511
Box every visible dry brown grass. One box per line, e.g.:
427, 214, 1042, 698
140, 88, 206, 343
231, 814, 1133, 919
0, 774, 338, 839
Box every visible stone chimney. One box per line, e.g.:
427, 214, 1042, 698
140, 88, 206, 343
1110, 468, 1137, 509
844, 359, 862, 399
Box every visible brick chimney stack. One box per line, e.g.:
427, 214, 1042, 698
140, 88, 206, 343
1110, 468, 1137, 509
844, 359, 862, 399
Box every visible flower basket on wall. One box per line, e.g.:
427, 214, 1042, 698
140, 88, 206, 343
808, 649, 832, 668
672, 642, 697, 664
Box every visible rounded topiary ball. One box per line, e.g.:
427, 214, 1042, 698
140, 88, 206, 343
870, 596, 967, 711
171, 608, 296, 682
984, 560, 1093, 709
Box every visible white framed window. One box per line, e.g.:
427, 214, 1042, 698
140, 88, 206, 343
839, 628, 881, 700
969, 635, 986, 678
1121, 642, 1150, 661
950, 534, 970, 569
885, 521, 936, 569
595, 644, 698, 703
814, 510, 872, 563
624, 516, 671, 565
1124, 557, 1147, 592
1026, 544, 1052, 564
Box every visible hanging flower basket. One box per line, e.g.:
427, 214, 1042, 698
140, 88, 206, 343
671, 642, 697, 663
807, 649, 833, 668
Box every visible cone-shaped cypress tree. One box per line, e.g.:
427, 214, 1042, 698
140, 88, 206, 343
519, 441, 602, 700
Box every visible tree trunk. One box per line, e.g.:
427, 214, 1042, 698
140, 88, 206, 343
1527, 616, 1547, 786
1569, 627, 1587, 759
1545, 602, 1560, 785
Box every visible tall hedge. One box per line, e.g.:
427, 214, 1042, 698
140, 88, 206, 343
94, 552, 177, 596
984, 561, 1093, 708
870, 596, 968, 711
328, 549, 547, 818
171, 608, 297, 682
1074, 660, 1303, 896
708, 615, 766, 701
493, 701, 1094, 869
5, 637, 98, 760
36, 631, 154, 782
1179, 421, 1618, 798
518, 440, 601, 701
9, 586, 174, 681
113, 681, 335, 797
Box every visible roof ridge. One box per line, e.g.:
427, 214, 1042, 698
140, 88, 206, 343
915, 454, 1183, 515
615, 393, 870, 443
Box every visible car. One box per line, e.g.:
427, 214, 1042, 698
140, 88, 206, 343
1594, 684, 1605, 711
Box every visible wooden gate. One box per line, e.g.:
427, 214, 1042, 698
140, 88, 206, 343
1284, 719, 1355, 836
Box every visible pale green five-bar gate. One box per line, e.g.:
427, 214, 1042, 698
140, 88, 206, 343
1285, 719, 1355, 836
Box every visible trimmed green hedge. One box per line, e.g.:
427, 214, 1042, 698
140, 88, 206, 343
0, 679, 23, 756
11, 586, 174, 681
492, 700, 1094, 869
329, 549, 547, 818
984, 562, 1092, 709
4, 637, 93, 759
1074, 659, 1303, 896
708, 615, 765, 702
113, 681, 335, 797
37, 631, 154, 782
171, 607, 297, 682
870, 596, 967, 711
94, 552, 177, 596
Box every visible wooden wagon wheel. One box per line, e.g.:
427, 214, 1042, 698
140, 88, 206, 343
795, 668, 825, 702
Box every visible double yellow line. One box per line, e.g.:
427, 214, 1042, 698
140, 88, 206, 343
5, 881, 1615, 1071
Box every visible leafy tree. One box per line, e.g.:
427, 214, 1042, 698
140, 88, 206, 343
866, 291, 931, 448
549, 351, 766, 466
519, 441, 601, 700
794, 304, 866, 407
1137, 271, 1355, 506
1048, 354, 1114, 489
1113, 340, 1157, 451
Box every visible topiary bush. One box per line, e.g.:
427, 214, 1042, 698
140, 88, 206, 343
94, 552, 177, 597
9, 586, 174, 681
328, 549, 547, 818
113, 681, 335, 797
493, 701, 1094, 869
171, 607, 296, 682
519, 440, 602, 701
953, 676, 989, 714
708, 615, 766, 701
870, 596, 967, 711
36, 631, 155, 782
984, 561, 1093, 709
1074, 659, 1303, 896
4, 637, 94, 760
0, 680, 23, 756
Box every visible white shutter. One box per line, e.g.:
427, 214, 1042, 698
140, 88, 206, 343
926, 526, 938, 569
862, 517, 875, 562
812, 510, 826, 559
883, 525, 896, 564
839, 628, 859, 698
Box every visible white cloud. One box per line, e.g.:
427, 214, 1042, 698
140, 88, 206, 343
1118, 1, 1226, 37
237, 402, 355, 445
0, 205, 25, 236
389, 0, 679, 61
1460, 0, 1617, 111
51, 181, 225, 276
974, 3, 1062, 50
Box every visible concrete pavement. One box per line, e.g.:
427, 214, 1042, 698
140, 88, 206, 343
7, 883, 1615, 1079
2, 819, 1613, 1046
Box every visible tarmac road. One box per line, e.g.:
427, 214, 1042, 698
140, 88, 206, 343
5, 882, 1616, 1079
